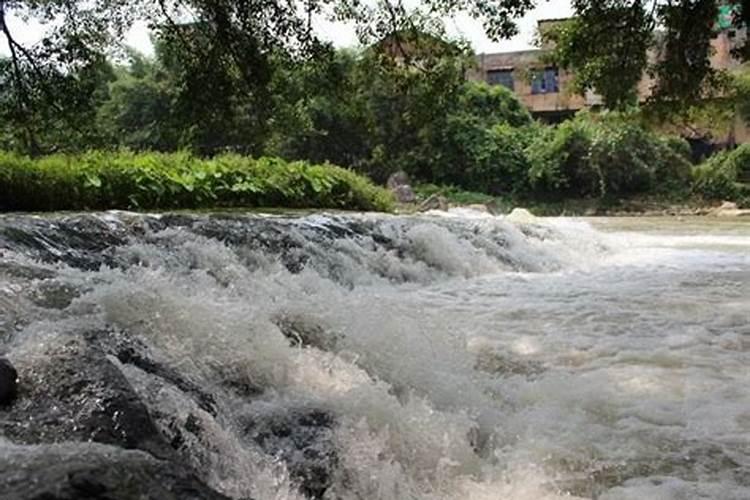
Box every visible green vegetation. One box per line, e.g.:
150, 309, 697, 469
3, 2, 750, 213
0, 151, 394, 212
526, 112, 693, 198
692, 144, 750, 205
544, 2, 740, 111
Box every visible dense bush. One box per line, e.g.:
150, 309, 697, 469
527, 112, 692, 198
425, 83, 536, 193
456, 82, 533, 129
692, 143, 750, 204
0, 151, 394, 212
527, 118, 595, 194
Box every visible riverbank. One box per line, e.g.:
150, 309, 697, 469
405, 184, 750, 217
0, 151, 394, 213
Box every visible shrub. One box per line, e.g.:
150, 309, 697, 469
527, 112, 692, 198
652, 136, 693, 192
527, 118, 595, 195
433, 115, 534, 194
692, 143, 750, 204
0, 150, 394, 212
457, 81, 533, 129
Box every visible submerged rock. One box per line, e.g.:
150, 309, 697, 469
273, 313, 341, 352
2, 335, 172, 459
243, 407, 338, 499
0, 357, 18, 405
0, 442, 230, 500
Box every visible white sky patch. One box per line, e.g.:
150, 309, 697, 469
2, 1, 572, 57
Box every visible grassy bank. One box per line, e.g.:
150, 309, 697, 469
0, 151, 394, 212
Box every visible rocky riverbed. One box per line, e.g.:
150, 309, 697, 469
0, 210, 748, 499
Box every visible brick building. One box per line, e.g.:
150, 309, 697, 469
470, 16, 747, 134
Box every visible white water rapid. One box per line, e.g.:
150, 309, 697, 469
0, 210, 748, 500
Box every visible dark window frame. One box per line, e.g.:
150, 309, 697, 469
486, 69, 515, 90
531, 67, 560, 95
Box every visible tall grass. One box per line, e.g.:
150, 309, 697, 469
0, 151, 394, 212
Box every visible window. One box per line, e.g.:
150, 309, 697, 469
531, 67, 559, 94
487, 69, 514, 90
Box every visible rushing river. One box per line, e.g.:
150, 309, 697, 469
0, 210, 748, 500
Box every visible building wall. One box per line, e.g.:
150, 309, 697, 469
470, 51, 588, 117
472, 26, 745, 123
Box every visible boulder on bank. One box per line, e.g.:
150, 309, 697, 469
392, 185, 416, 203
387, 171, 416, 203
710, 201, 750, 217
386, 171, 410, 190
418, 193, 449, 212
0, 357, 17, 405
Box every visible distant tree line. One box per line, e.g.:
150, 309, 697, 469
0, 0, 749, 205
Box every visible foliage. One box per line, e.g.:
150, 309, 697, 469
351, 47, 473, 181
95, 51, 180, 152
692, 143, 750, 203
527, 112, 692, 197
642, 97, 736, 144
265, 50, 371, 168
433, 117, 535, 194
546, 1, 742, 111
0, 0, 539, 156
733, 66, 750, 126
413, 184, 499, 205
455, 81, 532, 128
543, 9, 650, 109
0, 151, 393, 212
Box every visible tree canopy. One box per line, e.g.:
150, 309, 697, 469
4, 0, 750, 156
545, 1, 750, 111
0, 0, 538, 154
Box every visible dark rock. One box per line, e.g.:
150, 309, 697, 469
273, 313, 341, 352
386, 171, 416, 203
386, 170, 411, 190
0, 260, 56, 280
1, 336, 173, 459
29, 280, 81, 309
0, 215, 129, 270
0, 442, 231, 500
99, 330, 218, 416
243, 407, 337, 499
0, 357, 18, 405
418, 193, 449, 212
392, 184, 416, 203
474, 351, 545, 378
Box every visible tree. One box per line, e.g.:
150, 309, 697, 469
96, 50, 180, 152
546, 1, 747, 111
0, 0, 539, 155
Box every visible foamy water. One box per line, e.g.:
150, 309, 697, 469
1, 211, 748, 499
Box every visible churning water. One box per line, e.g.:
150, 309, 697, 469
0, 210, 748, 499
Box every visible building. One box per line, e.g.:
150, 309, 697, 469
470, 15, 746, 128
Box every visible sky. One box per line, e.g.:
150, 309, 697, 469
2, 1, 573, 57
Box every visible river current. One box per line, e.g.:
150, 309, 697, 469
0, 210, 748, 499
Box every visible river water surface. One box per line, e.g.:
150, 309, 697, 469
0, 211, 748, 499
